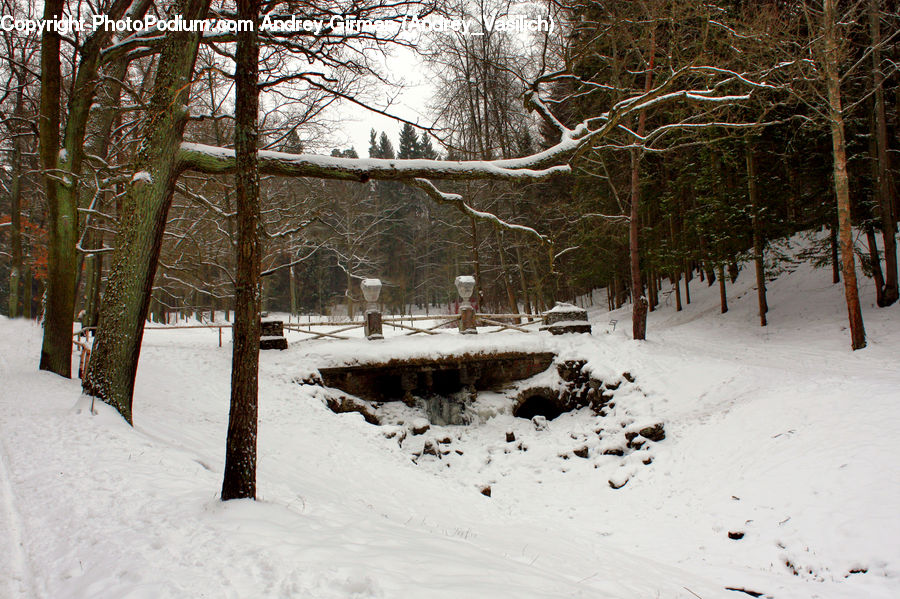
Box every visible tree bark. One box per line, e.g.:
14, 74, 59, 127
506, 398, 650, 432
866, 225, 885, 307
7, 65, 26, 318
747, 145, 768, 326
830, 221, 840, 284
718, 264, 728, 314
83, 0, 211, 422
38, 0, 69, 376
39, 0, 135, 376
629, 29, 655, 340
222, 0, 260, 501
823, 0, 866, 350
869, 0, 898, 306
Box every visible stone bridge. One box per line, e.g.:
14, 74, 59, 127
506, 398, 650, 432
318, 350, 555, 404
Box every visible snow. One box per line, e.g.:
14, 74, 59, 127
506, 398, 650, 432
1, 230, 899, 598
131, 171, 152, 184
545, 301, 586, 314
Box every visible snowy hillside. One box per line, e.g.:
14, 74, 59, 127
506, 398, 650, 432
1, 231, 898, 599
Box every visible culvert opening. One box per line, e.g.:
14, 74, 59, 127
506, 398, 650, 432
514, 394, 564, 421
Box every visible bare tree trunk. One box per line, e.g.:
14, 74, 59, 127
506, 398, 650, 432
7, 65, 26, 318
84, 0, 211, 422
830, 221, 840, 284
470, 216, 482, 304
630, 149, 647, 339
683, 260, 691, 304
498, 234, 519, 319
515, 245, 532, 318
747, 145, 768, 326
39, 0, 135, 376
869, 0, 898, 306
824, 0, 866, 350
222, 0, 260, 501
38, 0, 70, 376
670, 216, 682, 312
866, 225, 886, 307
718, 264, 728, 314
629, 29, 655, 340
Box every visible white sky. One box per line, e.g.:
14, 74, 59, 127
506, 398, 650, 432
328, 42, 437, 157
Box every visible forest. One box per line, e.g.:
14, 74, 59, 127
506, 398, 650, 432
1, 1, 899, 596
0, 0, 898, 533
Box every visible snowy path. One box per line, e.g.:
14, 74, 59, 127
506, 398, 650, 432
0, 349, 38, 598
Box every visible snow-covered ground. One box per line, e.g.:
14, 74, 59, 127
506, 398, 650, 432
1, 231, 898, 598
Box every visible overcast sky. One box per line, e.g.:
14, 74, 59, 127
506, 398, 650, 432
328, 39, 438, 158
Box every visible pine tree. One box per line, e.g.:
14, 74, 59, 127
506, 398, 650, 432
378, 132, 395, 159
368, 129, 379, 158
398, 123, 420, 159
419, 133, 438, 160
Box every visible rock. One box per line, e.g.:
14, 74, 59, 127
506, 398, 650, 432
639, 423, 666, 442
642, 457, 653, 465
602, 448, 624, 456
728, 531, 745, 540
622, 372, 635, 383
556, 359, 588, 382
422, 441, 439, 457
325, 396, 379, 425
625, 433, 645, 450
411, 419, 430, 435
437, 436, 452, 444
506, 431, 516, 443
480, 485, 491, 497
608, 474, 629, 489
573, 446, 590, 459
532, 415, 549, 431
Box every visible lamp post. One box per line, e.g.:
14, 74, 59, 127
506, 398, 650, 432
361, 278, 383, 340
455, 275, 477, 334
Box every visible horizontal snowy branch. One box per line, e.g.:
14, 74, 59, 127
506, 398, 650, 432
177, 143, 573, 182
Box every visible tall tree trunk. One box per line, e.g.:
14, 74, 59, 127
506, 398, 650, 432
498, 234, 519, 319
38, 0, 70, 376
7, 65, 26, 318
866, 225, 885, 307
830, 220, 840, 284
669, 217, 681, 312
515, 245, 532, 318
869, 0, 898, 306
683, 260, 691, 304
39, 0, 134, 376
747, 145, 768, 326
717, 264, 728, 314
222, 0, 260, 501
84, 0, 211, 422
824, 0, 866, 350
470, 216, 482, 306
629, 29, 655, 340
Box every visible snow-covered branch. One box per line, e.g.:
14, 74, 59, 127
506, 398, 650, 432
177, 143, 573, 182
410, 179, 549, 244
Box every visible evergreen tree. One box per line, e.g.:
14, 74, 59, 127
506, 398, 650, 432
419, 133, 438, 160
368, 129, 379, 158
398, 123, 420, 159
378, 132, 395, 159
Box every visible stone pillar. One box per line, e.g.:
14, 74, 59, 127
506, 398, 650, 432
364, 310, 383, 340
455, 275, 477, 335
361, 278, 383, 340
